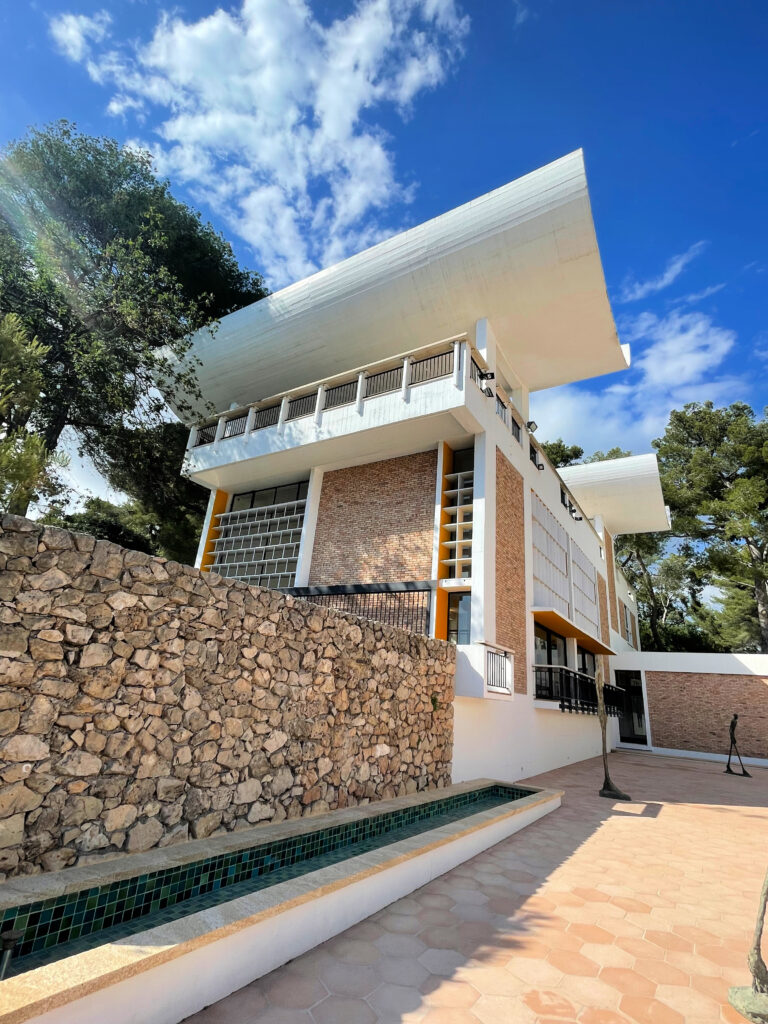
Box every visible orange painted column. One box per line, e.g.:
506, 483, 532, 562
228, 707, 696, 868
200, 489, 229, 572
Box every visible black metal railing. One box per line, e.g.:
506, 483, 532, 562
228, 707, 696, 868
223, 414, 247, 438
510, 416, 521, 443
470, 358, 483, 385
286, 392, 317, 420
534, 665, 623, 717
495, 395, 508, 426
365, 365, 403, 398
324, 380, 358, 409
253, 404, 281, 430
283, 582, 432, 636
486, 648, 511, 693
194, 423, 217, 446
409, 349, 453, 385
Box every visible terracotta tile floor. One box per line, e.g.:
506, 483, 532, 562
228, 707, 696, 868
184, 752, 768, 1024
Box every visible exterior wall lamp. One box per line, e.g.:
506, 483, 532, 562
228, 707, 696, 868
478, 370, 495, 381
482, 386, 495, 398
526, 420, 538, 433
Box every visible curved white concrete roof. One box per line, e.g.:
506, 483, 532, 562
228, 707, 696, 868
558, 454, 670, 536
176, 149, 628, 419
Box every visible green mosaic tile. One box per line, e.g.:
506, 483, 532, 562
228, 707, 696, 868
3, 784, 532, 976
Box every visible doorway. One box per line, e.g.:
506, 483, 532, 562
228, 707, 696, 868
614, 670, 648, 745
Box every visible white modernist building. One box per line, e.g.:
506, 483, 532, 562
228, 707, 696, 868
178, 151, 670, 782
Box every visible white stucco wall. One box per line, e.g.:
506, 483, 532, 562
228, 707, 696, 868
452, 696, 619, 782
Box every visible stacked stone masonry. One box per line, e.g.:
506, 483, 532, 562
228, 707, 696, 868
644, 670, 767, 759
308, 451, 438, 585
0, 515, 455, 879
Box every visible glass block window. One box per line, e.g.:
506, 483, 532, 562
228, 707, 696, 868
209, 481, 309, 589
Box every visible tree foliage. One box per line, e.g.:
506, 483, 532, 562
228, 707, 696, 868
540, 438, 584, 468
653, 401, 768, 652
42, 497, 157, 555
0, 313, 67, 514
0, 121, 267, 524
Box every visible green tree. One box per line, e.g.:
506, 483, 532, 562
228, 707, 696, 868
540, 438, 584, 468
0, 121, 267, 516
91, 422, 205, 563
654, 402, 768, 653
0, 314, 67, 514
42, 497, 157, 554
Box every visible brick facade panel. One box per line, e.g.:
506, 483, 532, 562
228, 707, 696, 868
646, 671, 768, 758
495, 449, 527, 694
605, 529, 619, 632
309, 451, 437, 585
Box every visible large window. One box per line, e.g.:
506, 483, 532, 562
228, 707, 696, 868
447, 592, 471, 645
534, 623, 566, 666
577, 646, 596, 678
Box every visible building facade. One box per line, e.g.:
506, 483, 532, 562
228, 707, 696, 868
178, 151, 672, 781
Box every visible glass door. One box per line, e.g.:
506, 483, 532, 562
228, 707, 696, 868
614, 670, 648, 745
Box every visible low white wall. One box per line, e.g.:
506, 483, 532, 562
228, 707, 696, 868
612, 651, 768, 675
452, 696, 618, 782
24, 796, 559, 1024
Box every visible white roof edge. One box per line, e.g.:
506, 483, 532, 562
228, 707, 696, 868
171, 150, 627, 419
559, 454, 670, 536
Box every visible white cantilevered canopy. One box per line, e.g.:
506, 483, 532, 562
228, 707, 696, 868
172, 149, 629, 420
559, 454, 671, 536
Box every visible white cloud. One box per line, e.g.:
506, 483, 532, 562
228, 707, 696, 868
676, 282, 726, 305
49, 10, 111, 62
531, 309, 741, 455
619, 240, 707, 303
51, 0, 470, 287
511, 1, 530, 27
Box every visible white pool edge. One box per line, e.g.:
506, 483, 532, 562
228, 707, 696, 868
17, 790, 561, 1024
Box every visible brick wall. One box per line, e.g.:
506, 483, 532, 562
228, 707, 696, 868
597, 574, 610, 681
604, 529, 618, 632
645, 671, 768, 758
495, 449, 527, 694
309, 452, 438, 586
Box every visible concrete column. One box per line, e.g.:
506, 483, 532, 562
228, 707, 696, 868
470, 431, 496, 647
214, 416, 227, 443
244, 406, 257, 434
356, 372, 366, 414
474, 318, 498, 376
453, 340, 463, 390
277, 395, 290, 430
293, 468, 324, 586
314, 386, 325, 426
401, 357, 410, 401
194, 490, 217, 569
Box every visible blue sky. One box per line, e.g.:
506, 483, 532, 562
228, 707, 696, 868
2, 0, 767, 499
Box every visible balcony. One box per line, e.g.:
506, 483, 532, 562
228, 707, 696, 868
534, 664, 623, 716
182, 337, 498, 493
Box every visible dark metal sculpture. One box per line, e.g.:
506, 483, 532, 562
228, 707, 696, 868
596, 660, 631, 801
725, 713, 752, 777
729, 867, 768, 1023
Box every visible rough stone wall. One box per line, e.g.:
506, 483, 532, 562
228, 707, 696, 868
645, 671, 768, 758
495, 450, 527, 694
308, 451, 437, 585
0, 515, 454, 879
